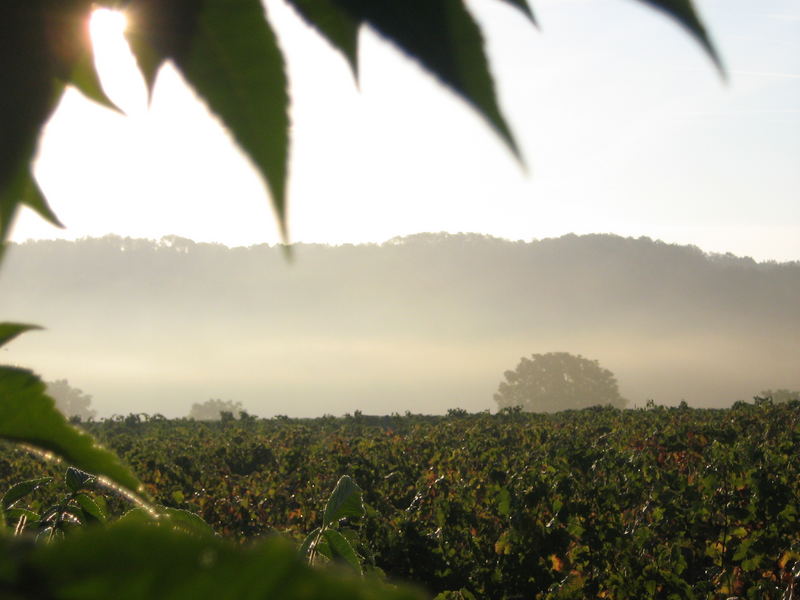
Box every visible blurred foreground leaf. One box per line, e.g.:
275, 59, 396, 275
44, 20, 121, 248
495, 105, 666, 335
637, 0, 724, 74
0, 366, 144, 499
0, 522, 424, 599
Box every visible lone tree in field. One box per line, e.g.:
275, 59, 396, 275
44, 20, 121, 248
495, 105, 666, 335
494, 352, 626, 413
188, 398, 244, 421
757, 389, 800, 404
46, 379, 97, 420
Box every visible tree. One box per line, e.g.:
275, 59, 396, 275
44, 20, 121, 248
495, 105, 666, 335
494, 352, 627, 413
188, 398, 244, 420
46, 378, 97, 420
757, 389, 800, 404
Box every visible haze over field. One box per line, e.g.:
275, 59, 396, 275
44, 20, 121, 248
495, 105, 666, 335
1, 233, 797, 417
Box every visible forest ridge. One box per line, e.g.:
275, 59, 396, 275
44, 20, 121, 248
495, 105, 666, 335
0, 233, 797, 417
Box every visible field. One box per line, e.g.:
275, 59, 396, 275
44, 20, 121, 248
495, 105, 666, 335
2, 402, 799, 599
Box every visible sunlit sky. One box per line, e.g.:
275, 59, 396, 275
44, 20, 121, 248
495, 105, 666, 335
10, 0, 800, 261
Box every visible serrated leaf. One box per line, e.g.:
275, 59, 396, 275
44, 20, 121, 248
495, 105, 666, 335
323, 528, 362, 573
496, 0, 536, 25
172, 0, 290, 240
65, 467, 96, 493
160, 507, 215, 537
1, 477, 53, 511
76, 494, 107, 523
0, 323, 42, 350
636, 0, 724, 75
0, 366, 145, 499
286, 0, 360, 77
333, 0, 522, 164
1, 164, 64, 256
19, 174, 65, 230
124, 0, 200, 96
117, 507, 156, 526
323, 475, 365, 527
67, 49, 122, 113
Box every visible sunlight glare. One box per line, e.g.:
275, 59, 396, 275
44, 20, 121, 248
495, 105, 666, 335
90, 8, 127, 49
89, 8, 145, 114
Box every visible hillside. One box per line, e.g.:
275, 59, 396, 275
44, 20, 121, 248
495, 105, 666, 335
0, 233, 797, 416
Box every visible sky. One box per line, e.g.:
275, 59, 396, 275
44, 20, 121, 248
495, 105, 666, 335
10, 0, 800, 262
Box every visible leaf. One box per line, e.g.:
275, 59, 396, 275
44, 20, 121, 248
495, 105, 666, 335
0, 164, 64, 256
9, 522, 424, 599
76, 494, 107, 524
497, 487, 511, 516
0, 323, 42, 350
65, 467, 96, 493
18, 174, 65, 230
5, 507, 41, 525
160, 507, 215, 537
57, 503, 89, 524
0, 3, 61, 203
66, 50, 121, 113
0, 366, 145, 499
124, 0, 201, 96
170, 0, 291, 240
299, 526, 322, 559
323, 528, 363, 573
496, 0, 537, 25
43, 0, 121, 112
333, 0, 522, 163
285, 0, 360, 77
323, 475, 365, 527
636, 0, 724, 75
1, 477, 53, 511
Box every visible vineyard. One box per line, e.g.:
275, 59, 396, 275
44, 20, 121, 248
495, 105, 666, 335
2, 401, 798, 599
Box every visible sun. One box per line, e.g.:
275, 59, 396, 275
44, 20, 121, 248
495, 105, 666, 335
89, 7, 127, 47
88, 8, 145, 114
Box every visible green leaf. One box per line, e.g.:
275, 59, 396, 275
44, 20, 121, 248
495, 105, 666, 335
333, 0, 522, 164
323, 528, 363, 573
1, 477, 52, 511
76, 494, 107, 524
0, 323, 42, 350
171, 0, 290, 239
299, 526, 323, 559
5, 507, 41, 525
160, 507, 215, 537
0, 4, 61, 200
8, 522, 424, 599
496, 0, 536, 25
18, 173, 64, 231
124, 0, 200, 96
66, 49, 121, 113
286, 0, 360, 77
497, 487, 511, 516
0, 366, 145, 499
65, 467, 96, 493
636, 0, 724, 75
323, 475, 365, 527
57, 503, 89, 524
0, 165, 64, 256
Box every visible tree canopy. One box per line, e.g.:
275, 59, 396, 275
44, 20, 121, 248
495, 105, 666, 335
494, 352, 627, 413
46, 379, 97, 420
188, 398, 245, 420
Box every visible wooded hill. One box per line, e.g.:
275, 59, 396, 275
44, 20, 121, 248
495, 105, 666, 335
1, 233, 797, 416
